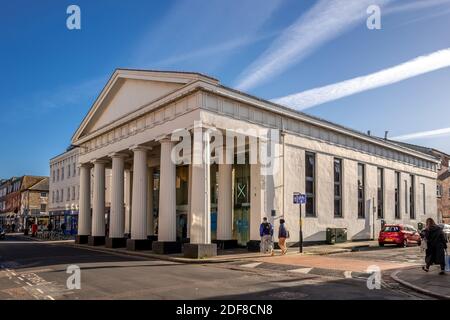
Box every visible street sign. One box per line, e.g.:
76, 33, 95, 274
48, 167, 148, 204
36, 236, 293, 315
293, 192, 306, 204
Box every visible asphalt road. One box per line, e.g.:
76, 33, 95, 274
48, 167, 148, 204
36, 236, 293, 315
0, 234, 428, 300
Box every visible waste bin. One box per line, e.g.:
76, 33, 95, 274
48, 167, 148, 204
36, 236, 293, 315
326, 228, 336, 244
335, 228, 347, 243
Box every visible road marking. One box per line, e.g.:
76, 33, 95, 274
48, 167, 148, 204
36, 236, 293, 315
344, 271, 352, 279
36, 289, 44, 294
288, 267, 312, 274
46, 295, 55, 300
25, 282, 32, 286
241, 262, 262, 268
11, 272, 16, 276
17, 277, 23, 281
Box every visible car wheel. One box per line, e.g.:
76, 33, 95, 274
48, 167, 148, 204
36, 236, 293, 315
402, 239, 408, 248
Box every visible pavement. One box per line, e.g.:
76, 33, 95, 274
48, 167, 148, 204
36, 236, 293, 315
391, 266, 450, 299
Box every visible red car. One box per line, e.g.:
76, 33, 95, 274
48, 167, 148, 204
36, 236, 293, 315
378, 224, 421, 247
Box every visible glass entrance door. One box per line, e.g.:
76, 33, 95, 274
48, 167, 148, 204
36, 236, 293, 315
233, 163, 250, 246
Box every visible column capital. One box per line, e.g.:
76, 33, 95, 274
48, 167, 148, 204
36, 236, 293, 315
109, 152, 128, 159
78, 162, 93, 169
91, 159, 109, 165
129, 145, 152, 152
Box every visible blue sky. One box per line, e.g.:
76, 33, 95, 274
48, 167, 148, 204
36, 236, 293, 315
1, 0, 450, 177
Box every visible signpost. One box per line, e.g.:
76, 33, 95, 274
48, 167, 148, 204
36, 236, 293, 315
293, 192, 306, 253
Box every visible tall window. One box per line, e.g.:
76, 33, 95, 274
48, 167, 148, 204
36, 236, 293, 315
377, 168, 384, 219
52, 191, 55, 204
67, 187, 70, 201
334, 158, 342, 217
67, 165, 71, 178
73, 163, 76, 177
52, 170, 55, 182
305, 152, 316, 217
56, 190, 59, 202
61, 167, 64, 180
61, 189, 64, 203
410, 175, 415, 219
421, 183, 426, 215
395, 172, 400, 219
357, 163, 365, 218
57, 169, 60, 181
72, 186, 76, 200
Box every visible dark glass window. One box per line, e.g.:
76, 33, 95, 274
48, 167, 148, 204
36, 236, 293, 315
410, 175, 415, 219
395, 172, 400, 219
358, 163, 365, 218
377, 168, 384, 219
334, 159, 342, 217
305, 152, 315, 217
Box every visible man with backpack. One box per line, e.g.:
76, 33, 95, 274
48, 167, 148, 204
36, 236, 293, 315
278, 219, 290, 255
259, 217, 274, 255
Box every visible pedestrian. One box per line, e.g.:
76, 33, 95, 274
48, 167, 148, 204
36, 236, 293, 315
421, 218, 447, 275
61, 223, 66, 235
11, 223, 15, 233
278, 219, 289, 255
259, 217, 274, 255
47, 222, 53, 232
31, 223, 38, 237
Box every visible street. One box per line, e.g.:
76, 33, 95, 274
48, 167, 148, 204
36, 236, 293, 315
0, 235, 433, 300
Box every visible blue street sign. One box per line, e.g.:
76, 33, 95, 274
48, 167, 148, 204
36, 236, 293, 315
293, 192, 306, 204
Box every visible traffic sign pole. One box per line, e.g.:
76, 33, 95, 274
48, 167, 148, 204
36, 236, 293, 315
299, 203, 303, 253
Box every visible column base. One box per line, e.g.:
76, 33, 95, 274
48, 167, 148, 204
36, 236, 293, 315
152, 241, 182, 254
213, 239, 239, 250
127, 239, 152, 251
75, 235, 89, 244
105, 237, 127, 248
247, 240, 261, 252
88, 236, 105, 246
184, 243, 217, 259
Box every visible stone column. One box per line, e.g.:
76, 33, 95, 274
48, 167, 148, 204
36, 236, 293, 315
152, 139, 181, 254
185, 130, 217, 258
127, 146, 151, 251
216, 161, 236, 249
76, 163, 91, 244
89, 160, 107, 246
146, 167, 155, 238
106, 153, 127, 248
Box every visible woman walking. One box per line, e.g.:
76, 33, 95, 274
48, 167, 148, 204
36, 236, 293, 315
278, 219, 289, 255
421, 218, 447, 275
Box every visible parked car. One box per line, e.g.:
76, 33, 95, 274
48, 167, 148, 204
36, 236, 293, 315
0, 227, 5, 240
438, 224, 450, 242
378, 224, 421, 247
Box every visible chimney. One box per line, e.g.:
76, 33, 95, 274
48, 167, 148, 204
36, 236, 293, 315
384, 131, 389, 140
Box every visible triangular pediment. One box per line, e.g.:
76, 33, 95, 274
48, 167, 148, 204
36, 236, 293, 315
72, 69, 218, 142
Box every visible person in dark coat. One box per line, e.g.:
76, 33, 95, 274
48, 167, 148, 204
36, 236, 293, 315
421, 218, 447, 275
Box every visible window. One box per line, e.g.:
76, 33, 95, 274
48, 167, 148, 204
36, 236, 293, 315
40, 192, 47, 197
404, 180, 408, 215
305, 152, 316, 217
377, 168, 384, 219
61, 167, 64, 180
72, 186, 76, 200
73, 163, 76, 177
67, 165, 71, 178
421, 183, 426, 215
40, 204, 46, 212
52, 170, 55, 182
52, 191, 55, 204
410, 175, 415, 219
395, 172, 400, 219
57, 169, 60, 181
437, 184, 442, 197
67, 187, 70, 201
334, 158, 342, 217
357, 163, 365, 218
61, 189, 64, 202
56, 190, 59, 202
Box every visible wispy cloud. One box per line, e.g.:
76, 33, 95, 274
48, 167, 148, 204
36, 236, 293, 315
235, 0, 389, 91
385, 0, 450, 15
272, 48, 450, 110
392, 127, 450, 140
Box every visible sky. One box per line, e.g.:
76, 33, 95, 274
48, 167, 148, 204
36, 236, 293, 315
1, 0, 450, 178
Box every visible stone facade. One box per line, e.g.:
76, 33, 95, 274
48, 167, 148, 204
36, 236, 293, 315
69, 69, 439, 256
435, 151, 450, 223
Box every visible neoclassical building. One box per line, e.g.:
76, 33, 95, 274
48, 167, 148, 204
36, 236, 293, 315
72, 69, 438, 258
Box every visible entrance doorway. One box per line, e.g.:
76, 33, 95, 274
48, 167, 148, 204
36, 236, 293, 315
233, 163, 250, 246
